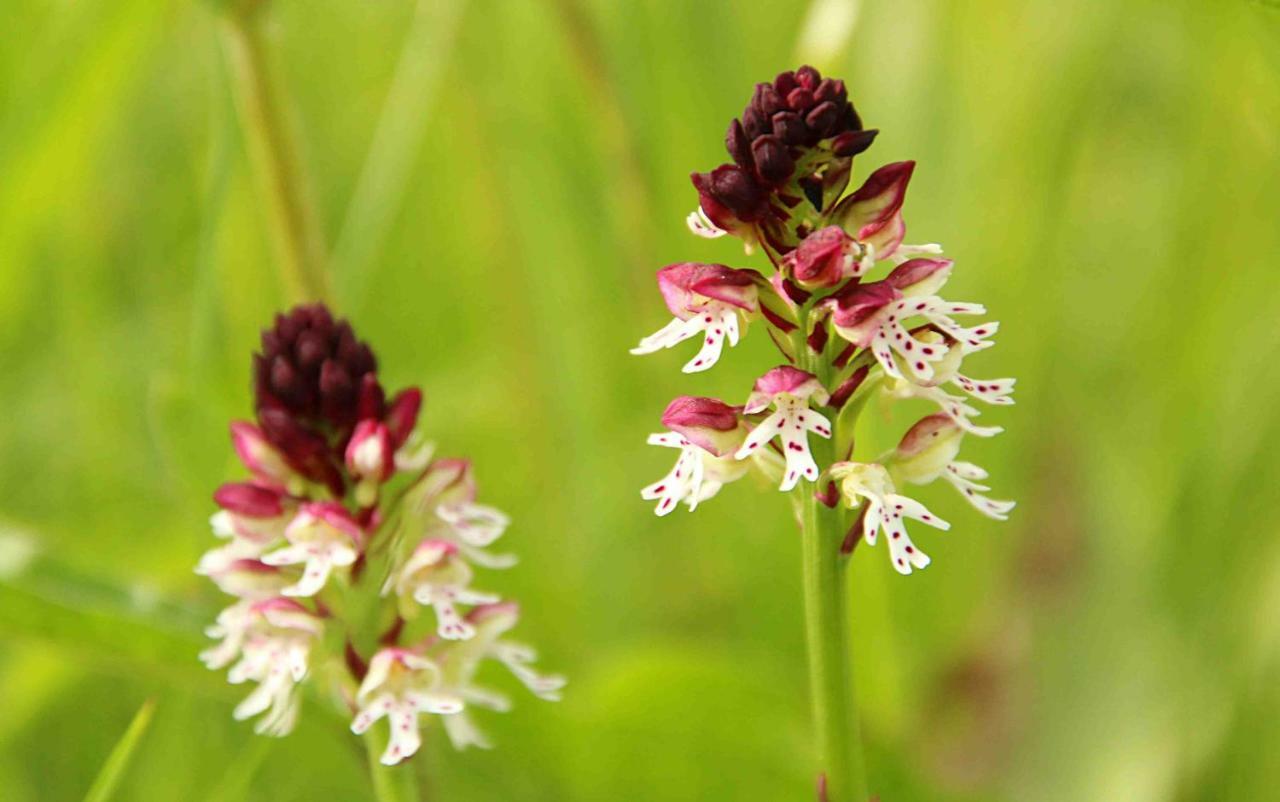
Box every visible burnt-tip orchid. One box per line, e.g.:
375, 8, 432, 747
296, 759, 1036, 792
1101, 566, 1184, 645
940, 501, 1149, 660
631, 262, 762, 373
634, 69, 1014, 569
197, 303, 561, 769
350, 648, 464, 765
735, 367, 833, 491
890, 414, 1016, 520
632, 67, 1017, 569
642, 396, 751, 515
631, 64, 1017, 802
829, 461, 947, 575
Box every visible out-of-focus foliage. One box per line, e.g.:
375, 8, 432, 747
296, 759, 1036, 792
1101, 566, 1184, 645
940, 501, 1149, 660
1, 1, 1277, 800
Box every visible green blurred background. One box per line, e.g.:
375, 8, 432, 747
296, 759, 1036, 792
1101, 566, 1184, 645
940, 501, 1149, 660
2, 0, 1278, 799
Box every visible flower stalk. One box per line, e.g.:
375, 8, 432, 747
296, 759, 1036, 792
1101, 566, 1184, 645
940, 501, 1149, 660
220, 1, 330, 302
796, 314, 868, 802
799, 441, 867, 801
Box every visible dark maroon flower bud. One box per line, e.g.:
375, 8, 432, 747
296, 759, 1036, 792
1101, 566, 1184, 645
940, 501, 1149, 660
258, 407, 344, 495
805, 101, 840, 138
725, 119, 754, 170
691, 165, 769, 225
751, 135, 794, 186
252, 303, 399, 494
752, 82, 784, 116
356, 373, 386, 423
691, 66, 876, 249
787, 87, 815, 112
384, 388, 423, 450
772, 111, 806, 146
741, 105, 767, 139
832, 129, 878, 158
814, 78, 842, 104
255, 304, 380, 431
773, 70, 798, 97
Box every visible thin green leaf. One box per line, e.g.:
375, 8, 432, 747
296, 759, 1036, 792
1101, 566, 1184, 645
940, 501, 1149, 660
333, 0, 468, 309
82, 698, 157, 802
0, 579, 227, 695
202, 737, 274, 802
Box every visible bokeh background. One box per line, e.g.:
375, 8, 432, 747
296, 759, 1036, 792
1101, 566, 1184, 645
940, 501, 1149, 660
2, 0, 1278, 800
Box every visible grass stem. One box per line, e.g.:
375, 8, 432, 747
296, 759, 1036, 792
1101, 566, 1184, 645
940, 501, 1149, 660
220, 3, 330, 303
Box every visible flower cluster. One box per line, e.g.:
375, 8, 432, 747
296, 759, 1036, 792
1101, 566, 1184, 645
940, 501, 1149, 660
689, 65, 878, 253
636, 67, 1014, 574
199, 304, 563, 764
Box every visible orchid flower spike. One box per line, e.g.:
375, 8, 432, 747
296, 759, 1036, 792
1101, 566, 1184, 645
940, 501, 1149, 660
198, 303, 561, 753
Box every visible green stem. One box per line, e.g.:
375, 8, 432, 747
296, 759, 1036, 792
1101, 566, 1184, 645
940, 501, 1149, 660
799, 483, 868, 801
220, 2, 330, 303
363, 731, 421, 802
798, 315, 868, 802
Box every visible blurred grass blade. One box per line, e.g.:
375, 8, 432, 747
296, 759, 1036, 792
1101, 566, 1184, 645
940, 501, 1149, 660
334, 0, 467, 308
0, 575, 224, 694
82, 698, 157, 802
203, 737, 273, 802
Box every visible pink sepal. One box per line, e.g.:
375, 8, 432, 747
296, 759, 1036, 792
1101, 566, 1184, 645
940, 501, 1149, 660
229, 421, 293, 488
251, 596, 324, 632
289, 501, 365, 548
213, 482, 284, 518
833, 161, 914, 257
895, 413, 958, 458
467, 601, 520, 629
745, 366, 829, 413
661, 396, 744, 457
887, 258, 952, 294
787, 226, 856, 288
826, 281, 900, 338
656, 263, 760, 319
